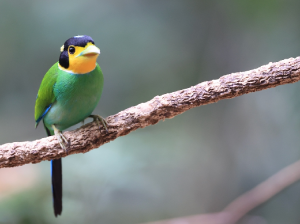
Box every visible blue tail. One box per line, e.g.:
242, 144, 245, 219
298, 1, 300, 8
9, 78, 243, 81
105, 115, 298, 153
44, 121, 63, 217
51, 159, 62, 216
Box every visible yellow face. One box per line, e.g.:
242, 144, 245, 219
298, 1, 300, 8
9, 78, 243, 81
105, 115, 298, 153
59, 42, 100, 74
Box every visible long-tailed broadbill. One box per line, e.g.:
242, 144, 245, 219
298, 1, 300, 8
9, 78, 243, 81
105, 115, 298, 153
35, 35, 107, 216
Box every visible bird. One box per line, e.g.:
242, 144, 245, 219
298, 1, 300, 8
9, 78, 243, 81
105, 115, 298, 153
34, 35, 107, 217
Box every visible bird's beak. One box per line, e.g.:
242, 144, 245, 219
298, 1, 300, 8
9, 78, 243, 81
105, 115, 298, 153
76, 45, 100, 57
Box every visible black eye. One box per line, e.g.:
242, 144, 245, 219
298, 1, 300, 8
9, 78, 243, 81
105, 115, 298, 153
69, 46, 75, 54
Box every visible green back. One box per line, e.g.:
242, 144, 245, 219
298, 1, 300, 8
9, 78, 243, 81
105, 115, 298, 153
34, 62, 58, 127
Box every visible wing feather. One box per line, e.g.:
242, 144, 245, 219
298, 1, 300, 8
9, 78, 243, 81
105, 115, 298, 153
35, 62, 59, 127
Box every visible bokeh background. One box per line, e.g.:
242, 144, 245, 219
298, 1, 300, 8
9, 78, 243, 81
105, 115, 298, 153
0, 1, 300, 223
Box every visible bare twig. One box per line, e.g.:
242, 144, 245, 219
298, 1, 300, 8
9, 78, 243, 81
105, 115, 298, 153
142, 159, 300, 224
1, 57, 300, 168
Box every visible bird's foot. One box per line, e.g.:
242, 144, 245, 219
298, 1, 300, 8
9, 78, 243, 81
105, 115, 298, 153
89, 115, 108, 132
52, 124, 70, 153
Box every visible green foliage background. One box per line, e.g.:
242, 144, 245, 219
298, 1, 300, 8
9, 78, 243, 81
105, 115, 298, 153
0, 1, 300, 223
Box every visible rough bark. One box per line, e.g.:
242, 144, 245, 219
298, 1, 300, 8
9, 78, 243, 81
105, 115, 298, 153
1, 56, 300, 168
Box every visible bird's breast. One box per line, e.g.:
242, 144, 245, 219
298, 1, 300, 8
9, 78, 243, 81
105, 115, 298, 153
44, 67, 104, 131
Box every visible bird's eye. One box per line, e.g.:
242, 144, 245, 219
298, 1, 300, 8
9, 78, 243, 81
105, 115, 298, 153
69, 46, 75, 54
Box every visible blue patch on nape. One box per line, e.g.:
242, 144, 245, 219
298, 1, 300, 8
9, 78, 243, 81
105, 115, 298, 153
36, 104, 52, 125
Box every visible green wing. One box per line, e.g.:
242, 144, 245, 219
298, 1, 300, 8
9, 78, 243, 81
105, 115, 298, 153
35, 62, 59, 127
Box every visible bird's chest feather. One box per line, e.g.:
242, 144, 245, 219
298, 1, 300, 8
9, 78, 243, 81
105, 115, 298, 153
44, 71, 103, 130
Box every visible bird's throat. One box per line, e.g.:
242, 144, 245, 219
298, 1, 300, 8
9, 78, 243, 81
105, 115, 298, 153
58, 55, 98, 74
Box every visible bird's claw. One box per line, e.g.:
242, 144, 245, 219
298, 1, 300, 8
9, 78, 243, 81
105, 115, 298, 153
89, 115, 108, 133
52, 124, 70, 153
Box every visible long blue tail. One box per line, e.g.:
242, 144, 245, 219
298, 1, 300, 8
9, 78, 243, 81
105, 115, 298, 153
51, 159, 62, 216
44, 122, 62, 216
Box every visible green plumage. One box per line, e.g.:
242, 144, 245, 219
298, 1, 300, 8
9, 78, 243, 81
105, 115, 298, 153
35, 62, 104, 133
35, 63, 58, 127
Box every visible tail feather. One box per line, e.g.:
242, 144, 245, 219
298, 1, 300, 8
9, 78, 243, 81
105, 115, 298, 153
51, 159, 62, 216
44, 121, 63, 217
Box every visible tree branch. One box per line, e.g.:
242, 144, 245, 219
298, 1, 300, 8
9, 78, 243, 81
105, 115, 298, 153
141, 159, 300, 224
1, 57, 300, 168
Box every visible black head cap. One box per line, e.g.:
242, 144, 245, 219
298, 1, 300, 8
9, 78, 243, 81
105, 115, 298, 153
59, 35, 95, 69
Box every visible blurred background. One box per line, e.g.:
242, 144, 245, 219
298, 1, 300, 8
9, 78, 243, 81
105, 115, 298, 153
0, 0, 300, 223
